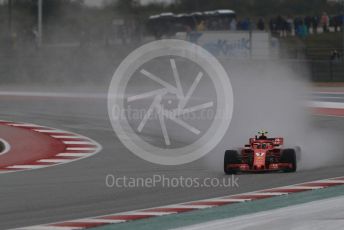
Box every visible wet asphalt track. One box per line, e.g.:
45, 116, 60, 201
0, 90, 343, 229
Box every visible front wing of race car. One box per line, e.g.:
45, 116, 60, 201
226, 163, 293, 172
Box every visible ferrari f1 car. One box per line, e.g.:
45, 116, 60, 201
224, 131, 299, 174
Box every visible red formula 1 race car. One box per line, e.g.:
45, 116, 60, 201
224, 131, 299, 174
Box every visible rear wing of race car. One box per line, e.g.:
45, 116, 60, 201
249, 137, 284, 146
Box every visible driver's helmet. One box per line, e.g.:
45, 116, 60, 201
258, 130, 268, 140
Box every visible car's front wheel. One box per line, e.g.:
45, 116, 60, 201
224, 150, 240, 175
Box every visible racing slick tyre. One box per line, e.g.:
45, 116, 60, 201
224, 150, 240, 175
281, 149, 297, 173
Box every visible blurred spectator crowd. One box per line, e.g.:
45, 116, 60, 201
148, 10, 344, 39
267, 12, 344, 38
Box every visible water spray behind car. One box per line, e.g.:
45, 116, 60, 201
202, 58, 344, 172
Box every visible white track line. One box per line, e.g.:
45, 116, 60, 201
6, 165, 47, 169
18, 226, 82, 230
276, 186, 324, 190
309, 101, 344, 109
51, 136, 79, 139
202, 198, 250, 202
0, 91, 108, 98
62, 141, 91, 145
38, 159, 72, 163
244, 192, 289, 196
66, 147, 96, 151
69, 218, 125, 224
56, 153, 90, 157
317, 180, 344, 184
168, 204, 214, 209
8, 123, 43, 127
127, 211, 174, 216
34, 129, 68, 133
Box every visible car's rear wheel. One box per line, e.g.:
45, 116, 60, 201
281, 149, 297, 172
224, 150, 240, 175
